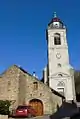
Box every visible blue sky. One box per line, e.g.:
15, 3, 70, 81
0, 0, 80, 79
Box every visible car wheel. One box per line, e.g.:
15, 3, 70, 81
28, 114, 32, 118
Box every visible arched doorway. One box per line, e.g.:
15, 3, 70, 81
29, 99, 43, 116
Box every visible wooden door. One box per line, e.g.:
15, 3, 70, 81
29, 99, 43, 116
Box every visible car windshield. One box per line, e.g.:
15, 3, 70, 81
17, 106, 32, 109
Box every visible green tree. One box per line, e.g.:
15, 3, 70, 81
0, 100, 11, 115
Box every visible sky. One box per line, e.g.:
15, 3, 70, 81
0, 0, 80, 79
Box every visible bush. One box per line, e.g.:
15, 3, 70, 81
0, 100, 11, 115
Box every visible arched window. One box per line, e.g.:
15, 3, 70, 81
54, 33, 61, 45
7, 81, 11, 91
57, 88, 64, 95
33, 82, 38, 90
58, 73, 63, 77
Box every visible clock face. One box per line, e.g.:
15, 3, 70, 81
56, 53, 61, 59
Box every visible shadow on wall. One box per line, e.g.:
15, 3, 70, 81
50, 101, 78, 119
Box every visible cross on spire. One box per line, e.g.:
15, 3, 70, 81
54, 12, 57, 18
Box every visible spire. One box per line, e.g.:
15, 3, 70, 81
54, 12, 57, 18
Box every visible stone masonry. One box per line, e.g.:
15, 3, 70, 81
0, 65, 64, 115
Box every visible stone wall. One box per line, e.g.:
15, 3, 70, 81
0, 65, 63, 115
0, 65, 20, 109
18, 70, 27, 105
18, 69, 63, 114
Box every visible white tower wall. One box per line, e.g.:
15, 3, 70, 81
46, 15, 76, 101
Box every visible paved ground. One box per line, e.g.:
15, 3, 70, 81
9, 115, 72, 119
9, 115, 50, 119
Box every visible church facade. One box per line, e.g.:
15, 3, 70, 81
0, 13, 77, 116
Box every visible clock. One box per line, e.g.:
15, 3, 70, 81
56, 53, 61, 59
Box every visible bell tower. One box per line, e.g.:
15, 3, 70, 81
46, 13, 76, 101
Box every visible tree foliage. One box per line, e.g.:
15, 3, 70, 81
0, 100, 11, 115
74, 71, 80, 93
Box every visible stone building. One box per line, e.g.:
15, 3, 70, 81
0, 65, 64, 116
0, 13, 77, 116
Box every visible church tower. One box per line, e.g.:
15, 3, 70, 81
46, 13, 76, 101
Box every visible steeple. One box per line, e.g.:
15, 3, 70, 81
46, 13, 75, 101
48, 13, 64, 29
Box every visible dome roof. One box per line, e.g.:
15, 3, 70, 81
48, 12, 63, 26
52, 17, 62, 22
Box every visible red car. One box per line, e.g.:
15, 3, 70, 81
11, 105, 36, 117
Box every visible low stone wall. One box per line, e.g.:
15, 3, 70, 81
0, 115, 8, 119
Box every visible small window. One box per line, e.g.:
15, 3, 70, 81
54, 33, 61, 45
58, 63, 61, 67
8, 81, 11, 91
58, 74, 63, 77
54, 24, 58, 27
8, 81, 11, 86
33, 82, 38, 90
30, 94, 32, 96
40, 93, 42, 96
